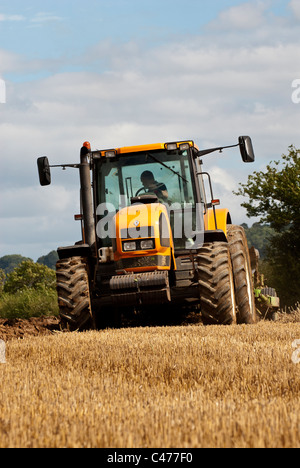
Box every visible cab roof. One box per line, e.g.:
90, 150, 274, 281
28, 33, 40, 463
116, 141, 196, 154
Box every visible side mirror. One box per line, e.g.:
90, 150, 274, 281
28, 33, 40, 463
37, 156, 51, 186
239, 136, 255, 163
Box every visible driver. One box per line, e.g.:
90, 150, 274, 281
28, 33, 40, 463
140, 171, 168, 201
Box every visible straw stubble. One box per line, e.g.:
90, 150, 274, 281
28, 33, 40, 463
0, 322, 300, 448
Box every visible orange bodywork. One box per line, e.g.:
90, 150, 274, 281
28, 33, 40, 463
204, 208, 230, 237
114, 203, 175, 273
114, 205, 230, 274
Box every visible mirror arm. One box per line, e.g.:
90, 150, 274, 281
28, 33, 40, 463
196, 143, 239, 158
50, 163, 80, 169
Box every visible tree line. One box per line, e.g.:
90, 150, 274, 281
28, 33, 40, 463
0, 251, 58, 275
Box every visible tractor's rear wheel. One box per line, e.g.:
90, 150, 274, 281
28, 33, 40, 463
197, 242, 236, 325
56, 256, 94, 331
227, 225, 256, 324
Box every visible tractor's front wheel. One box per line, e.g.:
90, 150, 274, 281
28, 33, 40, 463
56, 256, 94, 331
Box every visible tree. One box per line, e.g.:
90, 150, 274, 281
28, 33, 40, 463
235, 145, 300, 306
235, 145, 300, 230
0, 254, 32, 275
4, 260, 56, 294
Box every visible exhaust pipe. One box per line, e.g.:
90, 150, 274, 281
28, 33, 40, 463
80, 143, 96, 249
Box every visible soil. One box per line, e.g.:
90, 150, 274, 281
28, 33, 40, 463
0, 310, 204, 342
0, 316, 61, 342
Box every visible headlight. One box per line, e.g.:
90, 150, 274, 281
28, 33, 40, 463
165, 142, 177, 151
104, 150, 117, 158
140, 239, 155, 250
123, 241, 137, 251
179, 142, 190, 151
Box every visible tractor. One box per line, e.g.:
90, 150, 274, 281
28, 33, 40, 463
37, 136, 256, 329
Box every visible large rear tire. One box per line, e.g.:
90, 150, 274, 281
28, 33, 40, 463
197, 242, 236, 325
227, 225, 256, 324
56, 256, 94, 331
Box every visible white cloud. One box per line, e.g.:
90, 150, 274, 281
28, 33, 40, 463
0, 11, 63, 31
289, 0, 300, 20
0, 186, 78, 219
208, 167, 236, 192
30, 12, 63, 24
0, 49, 23, 74
212, 1, 267, 30
0, 14, 25, 22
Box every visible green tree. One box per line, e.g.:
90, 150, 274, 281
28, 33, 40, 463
4, 260, 56, 294
235, 145, 300, 306
0, 254, 32, 275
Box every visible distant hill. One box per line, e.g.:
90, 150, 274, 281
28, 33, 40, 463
241, 222, 275, 258
37, 251, 59, 270
0, 251, 59, 275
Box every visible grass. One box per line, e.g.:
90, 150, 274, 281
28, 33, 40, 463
0, 288, 58, 319
1, 320, 300, 448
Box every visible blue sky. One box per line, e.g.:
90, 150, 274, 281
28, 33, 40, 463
0, 0, 294, 79
1, 0, 300, 259
0, 1, 250, 54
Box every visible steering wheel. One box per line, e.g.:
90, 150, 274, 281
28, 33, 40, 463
134, 188, 168, 205
135, 187, 147, 197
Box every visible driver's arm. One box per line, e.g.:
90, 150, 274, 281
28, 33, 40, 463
161, 188, 168, 199
156, 182, 168, 200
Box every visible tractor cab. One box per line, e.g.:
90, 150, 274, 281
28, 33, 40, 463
93, 141, 203, 255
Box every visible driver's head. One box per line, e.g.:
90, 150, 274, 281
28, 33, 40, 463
141, 170, 155, 188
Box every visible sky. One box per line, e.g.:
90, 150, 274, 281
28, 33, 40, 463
0, 0, 300, 261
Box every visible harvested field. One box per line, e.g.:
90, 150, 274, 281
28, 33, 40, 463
0, 320, 300, 448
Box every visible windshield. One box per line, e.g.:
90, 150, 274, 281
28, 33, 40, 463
94, 149, 200, 250
96, 150, 195, 206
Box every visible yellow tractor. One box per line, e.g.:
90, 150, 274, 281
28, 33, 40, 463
37, 137, 256, 329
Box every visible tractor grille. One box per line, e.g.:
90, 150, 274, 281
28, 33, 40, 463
109, 271, 171, 306
115, 255, 170, 270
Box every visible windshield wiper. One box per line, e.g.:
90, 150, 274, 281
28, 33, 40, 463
145, 153, 188, 183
